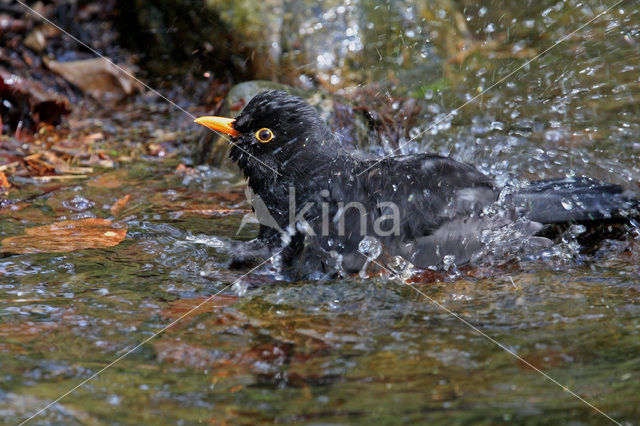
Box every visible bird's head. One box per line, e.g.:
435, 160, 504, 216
195, 91, 340, 178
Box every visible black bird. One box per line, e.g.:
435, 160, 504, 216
195, 90, 639, 275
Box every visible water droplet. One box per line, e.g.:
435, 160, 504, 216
442, 254, 456, 270
232, 280, 248, 296
358, 236, 382, 260
569, 224, 586, 236
490, 121, 505, 131
62, 195, 94, 212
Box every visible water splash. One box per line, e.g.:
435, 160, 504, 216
358, 236, 382, 278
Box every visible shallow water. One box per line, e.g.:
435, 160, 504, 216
2, 0, 640, 424
1, 159, 639, 424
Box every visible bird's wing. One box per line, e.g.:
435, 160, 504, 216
359, 153, 497, 239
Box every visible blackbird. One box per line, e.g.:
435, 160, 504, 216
195, 90, 639, 275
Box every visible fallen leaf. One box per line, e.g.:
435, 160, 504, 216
23, 23, 60, 53
41, 151, 93, 174
1, 218, 127, 253
0, 321, 58, 353
175, 164, 196, 175
82, 132, 104, 143
87, 170, 127, 188
153, 338, 294, 372
0, 170, 10, 189
110, 194, 131, 216
160, 295, 238, 320
46, 58, 142, 103
0, 321, 58, 340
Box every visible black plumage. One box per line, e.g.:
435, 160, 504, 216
196, 90, 639, 275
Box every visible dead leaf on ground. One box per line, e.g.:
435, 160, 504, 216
23, 152, 93, 177
1, 218, 127, 254
46, 58, 142, 103
23, 23, 60, 53
153, 338, 294, 372
160, 295, 238, 321
87, 169, 127, 189
0, 321, 58, 353
82, 132, 104, 144
175, 164, 196, 175
0, 171, 10, 189
110, 194, 131, 216
41, 151, 93, 174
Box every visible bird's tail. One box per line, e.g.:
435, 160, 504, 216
507, 177, 639, 225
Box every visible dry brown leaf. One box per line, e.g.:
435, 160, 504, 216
46, 58, 142, 103
41, 151, 93, 174
0, 171, 10, 189
0, 321, 58, 353
87, 170, 127, 188
23, 23, 60, 53
1, 218, 127, 254
0, 321, 58, 340
110, 194, 131, 216
82, 132, 104, 143
160, 295, 238, 320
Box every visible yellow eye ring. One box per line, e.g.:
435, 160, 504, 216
255, 128, 274, 143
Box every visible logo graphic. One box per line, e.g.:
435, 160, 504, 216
237, 186, 401, 237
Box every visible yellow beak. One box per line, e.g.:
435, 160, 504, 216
194, 116, 239, 137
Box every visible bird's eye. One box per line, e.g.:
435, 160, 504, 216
255, 128, 274, 143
